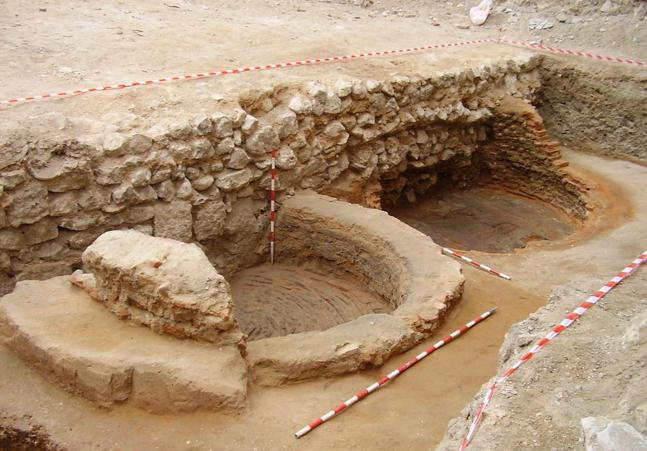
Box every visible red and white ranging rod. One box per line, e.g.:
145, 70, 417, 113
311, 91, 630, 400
294, 307, 497, 439
441, 247, 512, 281
459, 249, 647, 450
269, 149, 277, 264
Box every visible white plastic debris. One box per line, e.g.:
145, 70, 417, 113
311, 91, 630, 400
469, 0, 493, 26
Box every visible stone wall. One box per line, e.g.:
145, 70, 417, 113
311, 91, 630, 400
480, 96, 589, 219
0, 54, 586, 293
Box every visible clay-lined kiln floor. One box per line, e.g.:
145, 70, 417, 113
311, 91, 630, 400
387, 188, 575, 253
230, 264, 390, 340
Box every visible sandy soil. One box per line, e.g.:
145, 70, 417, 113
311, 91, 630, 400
1, 0, 646, 130
230, 263, 389, 340
387, 187, 575, 253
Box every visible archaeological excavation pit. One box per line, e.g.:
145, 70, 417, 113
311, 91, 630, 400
0, 47, 611, 416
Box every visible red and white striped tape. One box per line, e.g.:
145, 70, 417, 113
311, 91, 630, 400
441, 247, 511, 281
500, 38, 647, 67
294, 307, 497, 439
459, 249, 647, 450
269, 149, 277, 265
1, 38, 643, 109
0, 39, 488, 108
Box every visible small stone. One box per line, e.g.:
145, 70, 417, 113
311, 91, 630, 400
112, 184, 136, 204
191, 175, 214, 191
124, 134, 153, 155
357, 113, 376, 127
185, 167, 201, 181
324, 121, 346, 139
58, 210, 104, 231
600, 0, 619, 14
175, 179, 194, 200
103, 133, 126, 156
215, 169, 255, 192
21, 217, 58, 245
277, 110, 299, 138
529, 18, 554, 30
334, 79, 354, 97
351, 81, 368, 98
120, 204, 155, 224
0, 252, 11, 271
276, 147, 297, 170
0, 228, 25, 250
156, 180, 175, 201
416, 130, 430, 144
216, 137, 235, 156
227, 148, 251, 170
129, 168, 152, 188
365, 79, 381, 93
306, 81, 328, 102
241, 114, 258, 135
151, 168, 172, 184
211, 113, 234, 138
323, 93, 342, 114
0, 169, 27, 189
288, 95, 313, 114
232, 109, 247, 128
192, 116, 212, 136
6, 181, 49, 227
244, 126, 279, 156
190, 139, 215, 160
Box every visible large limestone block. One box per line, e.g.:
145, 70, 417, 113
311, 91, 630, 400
0, 277, 247, 412
80, 230, 243, 347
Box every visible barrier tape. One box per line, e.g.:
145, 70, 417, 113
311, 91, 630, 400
442, 247, 512, 281
1, 38, 643, 109
459, 249, 647, 450
269, 149, 277, 264
499, 38, 647, 67
0, 39, 489, 108
294, 307, 497, 439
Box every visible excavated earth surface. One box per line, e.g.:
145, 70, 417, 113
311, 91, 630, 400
1, 0, 647, 450
230, 263, 390, 340
388, 187, 576, 253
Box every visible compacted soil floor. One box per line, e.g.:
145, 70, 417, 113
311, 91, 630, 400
387, 187, 576, 253
230, 263, 390, 340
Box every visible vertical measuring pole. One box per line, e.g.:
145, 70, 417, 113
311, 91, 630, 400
269, 148, 277, 264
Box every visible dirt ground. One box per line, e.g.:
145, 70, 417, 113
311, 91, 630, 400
387, 187, 576, 253
0, 150, 646, 450
1, 0, 646, 106
1, 0, 647, 450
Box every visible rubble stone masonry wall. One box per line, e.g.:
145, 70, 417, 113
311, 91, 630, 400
0, 54, 586, 293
